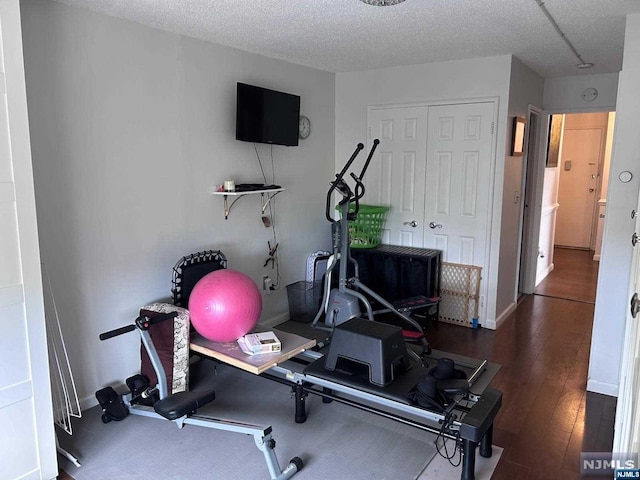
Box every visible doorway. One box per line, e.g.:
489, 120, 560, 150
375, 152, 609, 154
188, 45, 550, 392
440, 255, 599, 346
531, 112, 615, 304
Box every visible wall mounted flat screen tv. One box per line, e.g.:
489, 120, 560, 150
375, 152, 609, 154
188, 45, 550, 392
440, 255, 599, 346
236, 82, 300, 147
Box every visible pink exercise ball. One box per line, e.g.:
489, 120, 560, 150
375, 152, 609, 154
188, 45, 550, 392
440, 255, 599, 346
188, 269, 262, 342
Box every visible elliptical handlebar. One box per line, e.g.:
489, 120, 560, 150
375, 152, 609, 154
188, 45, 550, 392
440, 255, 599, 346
326, 143, 364, 222
325, 139, 380, 222
358, 138, 380, 183
99, 311, 178, 341
350, 172, 364, 216
346, 139, 379, 218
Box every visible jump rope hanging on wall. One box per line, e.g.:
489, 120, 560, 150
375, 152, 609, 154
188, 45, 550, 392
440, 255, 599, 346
254, 143, 281, 291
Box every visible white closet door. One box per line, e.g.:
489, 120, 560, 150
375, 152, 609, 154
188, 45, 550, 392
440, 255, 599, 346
366, 105, 428, 247
424, 102, 494, 267
367, 101, 495, 322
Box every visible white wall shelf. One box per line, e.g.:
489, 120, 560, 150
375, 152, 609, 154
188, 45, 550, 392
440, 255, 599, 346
212, 188, 285, 219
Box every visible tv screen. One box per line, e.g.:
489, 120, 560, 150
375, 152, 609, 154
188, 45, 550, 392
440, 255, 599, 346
236, 82, 300, 147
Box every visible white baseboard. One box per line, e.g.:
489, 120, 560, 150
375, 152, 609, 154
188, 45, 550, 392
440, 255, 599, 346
483, 319, 496, 330
587, 378, 619, 397
491, 301, 517, 330
535, 262, 555, 286
80, 394, 99, 411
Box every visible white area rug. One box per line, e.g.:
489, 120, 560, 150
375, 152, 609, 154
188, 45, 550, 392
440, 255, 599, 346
419, 445, 503, 479
59, 362, 501, 479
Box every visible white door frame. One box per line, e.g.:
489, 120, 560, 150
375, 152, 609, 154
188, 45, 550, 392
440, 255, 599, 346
519, 107, 614, 294
612, 190, 640, 454
518, 105, 545, 294
0, 0, 57, 477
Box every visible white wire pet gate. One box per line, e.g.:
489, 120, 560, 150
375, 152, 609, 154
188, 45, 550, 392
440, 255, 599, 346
43, 263, 82, 467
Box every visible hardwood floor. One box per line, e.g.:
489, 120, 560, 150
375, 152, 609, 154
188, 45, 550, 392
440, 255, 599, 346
58, 249, 613, 480
424, 245, 613, 479
534, 247, 599, 304
427, 295, 614, 479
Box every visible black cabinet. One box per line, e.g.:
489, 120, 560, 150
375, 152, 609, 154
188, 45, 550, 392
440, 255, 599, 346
350, 245, 441, 326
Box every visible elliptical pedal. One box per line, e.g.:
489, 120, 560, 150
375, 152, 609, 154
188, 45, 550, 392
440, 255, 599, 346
393, 295, 440, 313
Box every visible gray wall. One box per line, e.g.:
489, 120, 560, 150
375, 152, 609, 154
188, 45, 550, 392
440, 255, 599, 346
21, 0, 335, 405
589, 15, 640, 396
496, 57, 544, 320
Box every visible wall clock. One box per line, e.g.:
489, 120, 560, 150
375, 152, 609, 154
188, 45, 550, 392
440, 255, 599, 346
581, 87, 598, 102
299, 115, 311, 140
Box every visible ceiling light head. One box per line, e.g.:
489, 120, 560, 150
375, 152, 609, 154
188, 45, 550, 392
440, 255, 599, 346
359, 0, 406, 6
577, 62, 594, 69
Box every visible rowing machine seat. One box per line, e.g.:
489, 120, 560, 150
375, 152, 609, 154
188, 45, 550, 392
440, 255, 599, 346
154, 389, 216, 421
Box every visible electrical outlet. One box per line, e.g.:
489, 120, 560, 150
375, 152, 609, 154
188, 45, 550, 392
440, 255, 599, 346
262, 275, 272, 295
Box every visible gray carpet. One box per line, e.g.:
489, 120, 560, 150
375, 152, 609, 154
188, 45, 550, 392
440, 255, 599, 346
59, 362, 439, 480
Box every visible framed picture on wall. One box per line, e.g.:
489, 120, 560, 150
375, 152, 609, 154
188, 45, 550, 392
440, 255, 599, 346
546, 114, 563, 168
511, 117, 526, 156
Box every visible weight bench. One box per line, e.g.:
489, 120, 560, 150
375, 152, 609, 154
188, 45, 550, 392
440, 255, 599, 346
99, 306, 303, 480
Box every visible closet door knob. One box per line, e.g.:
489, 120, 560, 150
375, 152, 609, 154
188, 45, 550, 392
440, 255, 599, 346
403, 221, 418, 228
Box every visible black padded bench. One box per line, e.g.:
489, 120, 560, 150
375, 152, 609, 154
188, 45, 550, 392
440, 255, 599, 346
154, 389, 216, 421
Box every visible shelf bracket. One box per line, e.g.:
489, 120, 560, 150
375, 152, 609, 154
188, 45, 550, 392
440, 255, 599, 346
261, 191, 281, 214
223, 195, 246, 220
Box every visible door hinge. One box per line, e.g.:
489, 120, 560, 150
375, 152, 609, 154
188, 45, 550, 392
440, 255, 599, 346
491, 122, 495, 135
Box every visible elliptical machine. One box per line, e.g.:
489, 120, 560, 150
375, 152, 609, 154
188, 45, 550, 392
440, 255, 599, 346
312, 140, 432, 358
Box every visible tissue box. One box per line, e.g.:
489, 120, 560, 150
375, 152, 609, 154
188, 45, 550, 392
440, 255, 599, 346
238, 332, 281, 355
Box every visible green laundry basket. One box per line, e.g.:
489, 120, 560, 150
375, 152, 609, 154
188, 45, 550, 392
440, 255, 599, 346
337, 204, 390, 249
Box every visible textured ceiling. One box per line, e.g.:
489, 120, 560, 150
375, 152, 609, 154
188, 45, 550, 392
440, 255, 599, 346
53, 0, 640, 77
